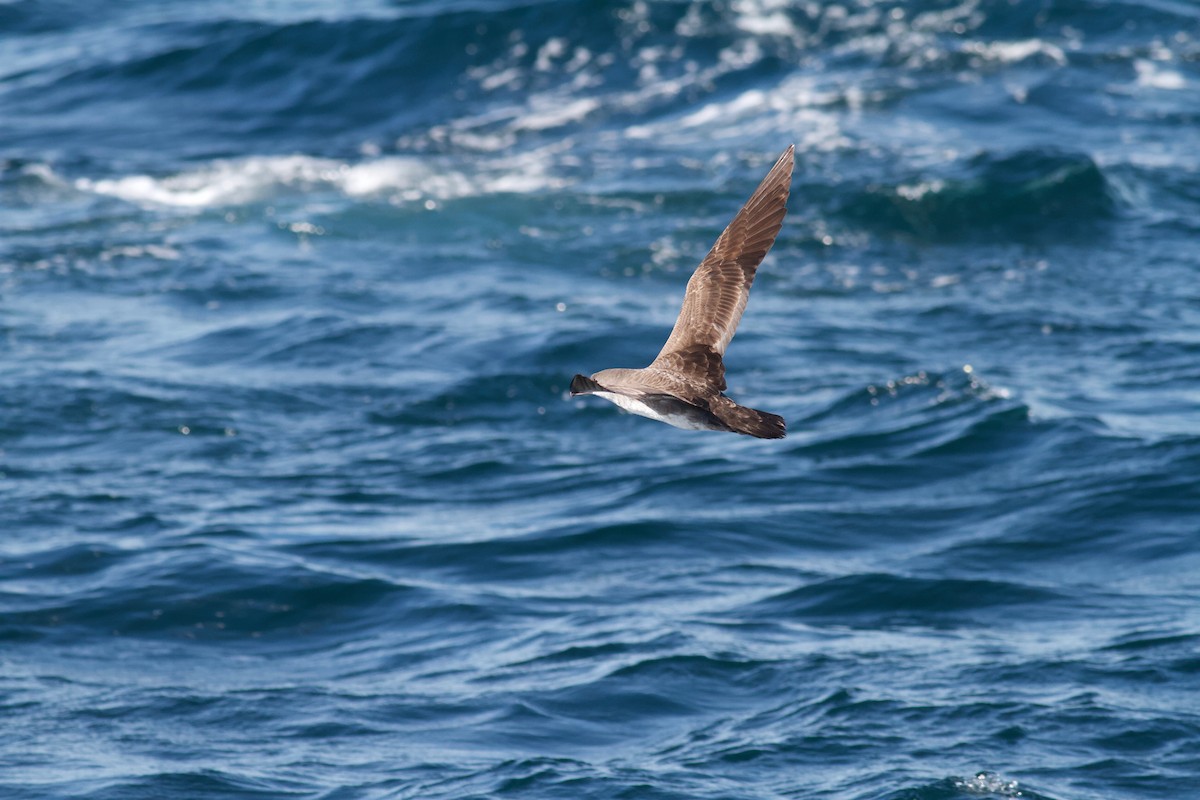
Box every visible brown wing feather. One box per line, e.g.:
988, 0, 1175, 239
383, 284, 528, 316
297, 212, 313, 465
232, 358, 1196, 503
649, 344, 726, 391
709, 396, 786, 439
650, 145, 794, 387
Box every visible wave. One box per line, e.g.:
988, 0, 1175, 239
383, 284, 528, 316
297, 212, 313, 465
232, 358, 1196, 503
881, 772, 1057, 800
67, 770, 301, 800
747, 572, 1061, 626
0, 540, 491, 645
5, 3, 1200, 798
789, 367, 1026, 464
839, 149, 1116, 239
10, 0, 1194, 162
70, 150, 570, 209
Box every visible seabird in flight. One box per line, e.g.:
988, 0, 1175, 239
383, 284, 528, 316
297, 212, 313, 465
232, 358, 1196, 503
571, 144, 793, 439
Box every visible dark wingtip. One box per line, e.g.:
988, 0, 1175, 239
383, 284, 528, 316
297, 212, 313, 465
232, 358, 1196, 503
737, 409, 787, 439
570, 374, 601, 396
751, 412, 787, 439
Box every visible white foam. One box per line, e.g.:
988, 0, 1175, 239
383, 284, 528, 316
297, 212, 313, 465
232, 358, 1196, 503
896, 179, 945, 201
969, 39, 1067, 66
19, 162, 69, 188
74, 153, 568, 210
99, 244, 181, 261
640, 75, 847, 151
479, 66, 523, 92
1135, 59, 1186, 89
731, 0, 799, 37
76, 155, 341, 207
952, 772, 1023, 796
515, 96, 601, 131
534, 37, 569, 72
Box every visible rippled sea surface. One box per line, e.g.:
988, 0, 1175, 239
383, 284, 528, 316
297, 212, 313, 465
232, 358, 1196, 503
3, 1, 1199, 798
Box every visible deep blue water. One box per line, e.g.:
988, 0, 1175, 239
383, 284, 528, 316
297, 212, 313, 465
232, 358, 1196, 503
3, 1, 1200, 798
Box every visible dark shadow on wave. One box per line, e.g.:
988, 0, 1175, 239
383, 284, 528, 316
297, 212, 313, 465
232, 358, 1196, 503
840, 149, 1116, 241
748, 572, 1062, 627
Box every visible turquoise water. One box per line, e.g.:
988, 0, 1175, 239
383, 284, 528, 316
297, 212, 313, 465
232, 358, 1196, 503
2, 1, 1199, 798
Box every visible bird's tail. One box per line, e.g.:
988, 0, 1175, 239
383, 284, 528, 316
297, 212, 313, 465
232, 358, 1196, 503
714, 402, 786, 439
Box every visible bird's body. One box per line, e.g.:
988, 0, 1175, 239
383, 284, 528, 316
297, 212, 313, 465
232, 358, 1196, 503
570, 145, 794, 439
591, 390, 719, 432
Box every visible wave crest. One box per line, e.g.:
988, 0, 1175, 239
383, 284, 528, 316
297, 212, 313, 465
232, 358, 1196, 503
73, 151, 568, 208
841, 149, 1115, 239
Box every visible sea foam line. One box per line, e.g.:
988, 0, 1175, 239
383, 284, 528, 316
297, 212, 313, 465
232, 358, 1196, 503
73, 152, 569, 209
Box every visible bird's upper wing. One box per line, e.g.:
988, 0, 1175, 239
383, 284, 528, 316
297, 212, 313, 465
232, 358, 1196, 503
649, 145, 793, 390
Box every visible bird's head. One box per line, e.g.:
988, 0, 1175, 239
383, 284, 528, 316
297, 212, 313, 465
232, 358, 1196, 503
569, 373, 604, 396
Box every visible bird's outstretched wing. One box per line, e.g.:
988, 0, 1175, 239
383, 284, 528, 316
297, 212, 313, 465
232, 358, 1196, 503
649, 145, 794, 390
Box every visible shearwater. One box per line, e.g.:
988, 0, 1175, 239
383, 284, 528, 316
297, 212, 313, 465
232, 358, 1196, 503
570, 145, 793, 439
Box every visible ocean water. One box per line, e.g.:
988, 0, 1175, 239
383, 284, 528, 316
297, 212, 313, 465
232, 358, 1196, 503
2, 1, 1199, 798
